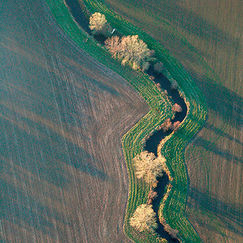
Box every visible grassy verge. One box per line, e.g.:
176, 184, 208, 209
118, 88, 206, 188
82, 1, 207, 242
45, 0, 207, 242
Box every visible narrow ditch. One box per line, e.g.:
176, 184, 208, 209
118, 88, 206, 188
144, 67, 187, 156
153, 174, 179, 242
64, 0, 187, 241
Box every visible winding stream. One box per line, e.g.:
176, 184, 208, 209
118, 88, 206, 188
64, 0, 186, 241
144, 67, 187, 156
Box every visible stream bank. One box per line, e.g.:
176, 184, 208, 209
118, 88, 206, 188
64, 0, 187, 241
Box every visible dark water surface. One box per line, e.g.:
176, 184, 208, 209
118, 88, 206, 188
144, 67, 187, 155
65, 0, 91, 33
65, 0, 187, 242
153, 174, 180, 242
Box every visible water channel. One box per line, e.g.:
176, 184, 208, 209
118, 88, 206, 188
64, 0, 186, 241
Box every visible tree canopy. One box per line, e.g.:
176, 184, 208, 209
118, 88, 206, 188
105, 35, 154, 70
133, 151, 166, 184
89, 12, 111, 36
130, 204, 157, 232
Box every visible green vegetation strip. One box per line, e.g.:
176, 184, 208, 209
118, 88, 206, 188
45, 0, 207, 242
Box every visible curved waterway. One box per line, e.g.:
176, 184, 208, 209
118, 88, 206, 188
144, 67, 187, 156
64, 0, 186, 241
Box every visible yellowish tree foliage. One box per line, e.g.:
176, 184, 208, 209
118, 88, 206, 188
159, 239, 168, 243
105, 35, 154, 70
89, 12, 111, 35
104, 35, 121, 56
130, 204, 157, 232
133, 151, 166, 184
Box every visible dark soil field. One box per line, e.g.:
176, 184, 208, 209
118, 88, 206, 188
103, 0, 243, 242
0, 0, 148, 242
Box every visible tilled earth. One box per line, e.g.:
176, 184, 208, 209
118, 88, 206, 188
0, 0, 148, 242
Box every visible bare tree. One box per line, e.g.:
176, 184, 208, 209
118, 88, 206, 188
133, 151, 166, 184
130, 204, 157, 232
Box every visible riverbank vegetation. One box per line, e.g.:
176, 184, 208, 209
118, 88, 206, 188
105, 35, 154, 71
133, 151, 165, 185
89, 13, 182, 240
130, 204, 157, 233
45, 0, 207, 242
80, 2, 207, 242
89, 12, 112, 36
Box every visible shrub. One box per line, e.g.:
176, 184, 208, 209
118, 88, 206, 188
172, 121, 181, 131
105, 35, 154, 70
159, 239, 168, 243
161, 217, 179, 239
170, 78, 178, 89
133, 151, 166, 184
160, 118, 172, 131
130, 204, 157, 232
164, 225, 179, 239
154, 62, 165, 73
172, 103, 182, 113
142, 61, 150, 71
89, 12, 112, 36
147, 189, 158, 204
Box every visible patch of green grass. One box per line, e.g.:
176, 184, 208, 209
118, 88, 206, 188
45, 0, 207, 242
102, 0, 243, 242
82, 1, 207, 242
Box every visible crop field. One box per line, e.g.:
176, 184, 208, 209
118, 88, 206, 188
1, 0, 241, 243
0, 0, 177, 242
101, 0, 243, 242
0, 0, 160, 242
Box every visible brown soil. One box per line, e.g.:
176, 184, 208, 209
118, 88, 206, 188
0, 0, 148, 242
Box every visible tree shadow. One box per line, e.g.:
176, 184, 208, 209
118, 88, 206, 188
0, 178, 69, 237
191, 73, 243, 129
148, 0, 240, 48
204, 122, 243, 146
0, 108, 109, 187
187, 187, 243, 236
193, 136, 242, 165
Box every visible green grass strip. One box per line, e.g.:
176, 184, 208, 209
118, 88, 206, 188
81, 1, 207, 242
45, 0, 207, 242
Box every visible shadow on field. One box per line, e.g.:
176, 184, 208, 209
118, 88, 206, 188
192, 73, 243, 129
149, 0, 240, 48
193, 136, 242, 164
187, 188, 243, 236
204, 122, 243, 146
0, 178, 61, 236
0, 107, 109, 185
